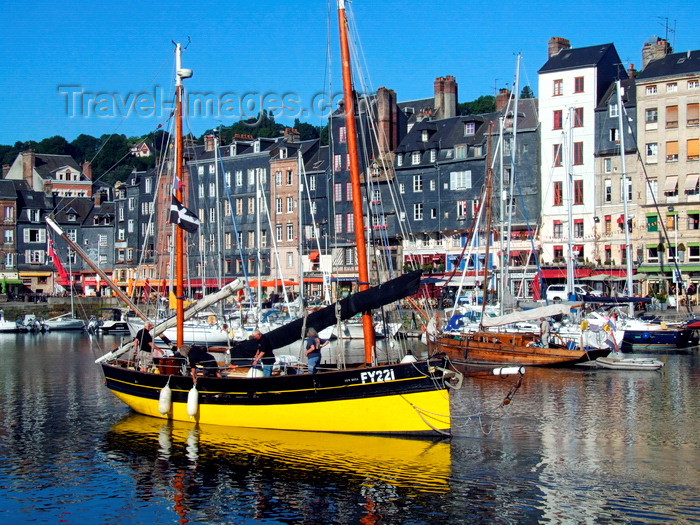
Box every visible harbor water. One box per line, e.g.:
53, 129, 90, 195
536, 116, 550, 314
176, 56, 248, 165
1, 331, 699, 524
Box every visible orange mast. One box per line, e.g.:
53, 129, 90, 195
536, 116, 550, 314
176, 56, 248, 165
337, 0, 375, 364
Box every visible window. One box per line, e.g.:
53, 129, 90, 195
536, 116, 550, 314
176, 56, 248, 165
117, 228, 125, 241
666, 82, 677, 93
334, 155, 342, 172
345, 182, 352, 201
128, 197, 135, 210
553, 221, 563, 238
609, 103, 619, 117
286, 224, 294, 241
308, 175, 316, 191
346, 213, 354, 233
457, 201, 468, 218
411, 151, 421, 165
286, 170, 293, 185
664, 176, 678, 197
430, 149, 437, 163
573, 142, 583, 165
622, 177, 632, 201
28, 209, 40, 222
275, 171, 282, 186
397, 155, 403, 167
429, 179, 436, 191
275, 198, 282, 214
553, 181, 563, 206
666, 141, 678, 162
646, 179, 658, 203
128, 219, 134, 233
573, 179, 583, 205
573, 107, 583, 127
224, 200, 231, 217
667, 213, 677, 231
275, 224, 282, 242
334, 214, 342, 234
399, 183, 405, 194
286, 197, 293, 213
209, 182, 216, 197
688, 103, 699, 126
574, 76, 584, 93
552, 144, 562, 167
413, 174, 423, 192
645, 108, 658, 123
464, 122, 475, 135
235, 198, 242, 215
610, 128, 619, 143
553, 110, 563, 129
604, 179, 612, 202
688, 212, 700, 230
449, 171, 471, 190
689, 80, 700, 89
334, 183, 342, 202
4, 229, 13, 243
574, 219, 584, 238
604, 216, 612, 235
604, 158, 612, 174
646, 143, 658, 161
248, 197, 254, 214
646, 85, 657, 95
197, 165, 204, 175
666, 105, 678, 128
454, 145, 466, 159
553, 79, 563, 96
235, 170, 242, 186
413, 203, 423, 220
421, 130, 429, 142
247, 169, 255, 186
279, 148, 287, 159
688, 139, 699, 161
339, 126, 346, 143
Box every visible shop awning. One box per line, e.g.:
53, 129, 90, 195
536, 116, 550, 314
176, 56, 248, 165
309, 251, 320, 261
19, 271, 51, 277
538, 269, 595, 279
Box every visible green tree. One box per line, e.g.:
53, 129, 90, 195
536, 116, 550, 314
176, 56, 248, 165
36, 135, 70, 155
69, 134, 100, 163
292, 119, 320, 141
520, 85, 535, 99
458, 95, 496, 115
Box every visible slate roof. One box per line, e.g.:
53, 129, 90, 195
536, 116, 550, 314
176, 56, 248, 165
637, 49, 700, 80
596, 78, 636, 111
305, 145, 329, 173
31, 154, 83, 179
538, 43, 618, 73
52, 197, 95, 226
0, 179, 17, 200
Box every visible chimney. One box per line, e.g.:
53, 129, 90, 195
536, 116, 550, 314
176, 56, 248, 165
283, 127, 300, 142
627, 63, 636, 78
2, 164, 10, 177
376, 87, 398, 156
204, 134, 215, 152
94, 191, 102, 207
642, 36, 672, 69
548, 37, 571, 58
443, 75, 457, 119
22, 151, 35, 186
496, 88, 512, 112
82, 160, 92, 180
434, 77, 445, 119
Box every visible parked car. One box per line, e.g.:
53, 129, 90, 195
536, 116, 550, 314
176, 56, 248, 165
546, 284, 602, 302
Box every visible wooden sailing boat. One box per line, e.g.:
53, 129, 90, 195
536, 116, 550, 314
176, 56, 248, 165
88, 28, 470, 434
427, 122, 608, 366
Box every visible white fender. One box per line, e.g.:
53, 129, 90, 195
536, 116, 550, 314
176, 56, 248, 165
187, 386, 198, 418
158, 383, 172, 415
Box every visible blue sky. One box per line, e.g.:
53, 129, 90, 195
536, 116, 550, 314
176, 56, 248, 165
1, 0, 699, 146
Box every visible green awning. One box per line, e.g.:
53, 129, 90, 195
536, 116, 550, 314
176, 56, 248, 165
1, 278, 22, 284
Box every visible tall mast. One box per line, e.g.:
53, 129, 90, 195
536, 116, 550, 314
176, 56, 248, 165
565, 107, 575, 301
616, 80, 634, 316
174, 43, 192, 346
479, 123, 495, 325
337, 0, 375, 363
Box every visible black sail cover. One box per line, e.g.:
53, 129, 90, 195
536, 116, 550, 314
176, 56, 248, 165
229, 270, 422, 359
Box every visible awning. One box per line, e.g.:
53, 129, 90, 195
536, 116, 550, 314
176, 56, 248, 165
309, 251, 320, 261
664, 176, 678, 192
248, 279, 298, 287
685, 174, 699, 190
19, 271, 51, 277
539, 269, 594, 279
0, 278, 22, 284
617, 215, 625, 224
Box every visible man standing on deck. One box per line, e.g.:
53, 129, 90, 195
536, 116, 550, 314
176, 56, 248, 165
251, 329, 275, 376
133, 321, 154, 371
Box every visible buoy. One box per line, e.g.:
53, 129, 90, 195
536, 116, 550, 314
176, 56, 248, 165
208, 315, 216, 325
158, 382, 172, 415
187, 386, 198, 418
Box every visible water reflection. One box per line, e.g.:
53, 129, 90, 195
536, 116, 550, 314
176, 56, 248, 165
103, 413, 452, 523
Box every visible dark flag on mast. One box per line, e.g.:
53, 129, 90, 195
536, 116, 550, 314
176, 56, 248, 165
169, 196, 200, 233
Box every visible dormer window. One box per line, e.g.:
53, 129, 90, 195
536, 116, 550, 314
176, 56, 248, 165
464, 122, 475, 135
421, 130, 429, 142
280, 148, 288, 159
254, 141, 261, 153
411, 151, 421, 165
28, 209, 40, 222
430, 149, 437, 163
68, 213, 77, 222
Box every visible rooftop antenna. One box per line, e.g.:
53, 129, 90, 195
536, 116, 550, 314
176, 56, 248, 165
655, 17, 676, 48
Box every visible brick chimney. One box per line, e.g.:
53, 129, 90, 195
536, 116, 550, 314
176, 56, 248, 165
204, 134, 215, 152
81, 160, 92, 180
94, 191, 102, 207
376, 87, 398, 157
283, 127, 300, 142
2, 164, 10, 177
642, 36, 672, 69
548, 37, 571, 58
22, 151, 35, 186
495, 88, 512, 112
